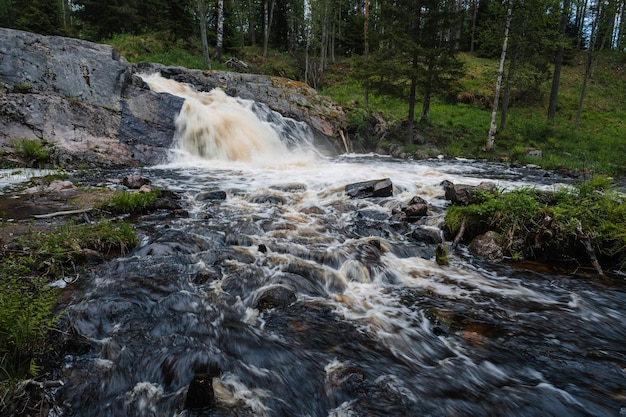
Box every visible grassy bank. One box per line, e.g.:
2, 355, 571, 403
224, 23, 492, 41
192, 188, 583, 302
0, 218, 137, 393
321, 51, 626, 177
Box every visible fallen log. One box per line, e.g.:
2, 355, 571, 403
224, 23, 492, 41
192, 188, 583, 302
33, 208, 92, 219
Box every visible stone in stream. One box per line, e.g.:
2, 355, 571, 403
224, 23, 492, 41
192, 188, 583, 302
184, 373, 215, 411
255, 285, 298, 311
196, 190, 227, 201
468, 231, 504, 262
402, 195, 429, 221
442, 180, 496, 205
345, 178, 393, 199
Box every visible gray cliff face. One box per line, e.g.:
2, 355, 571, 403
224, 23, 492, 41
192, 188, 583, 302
0, 28, 344, 167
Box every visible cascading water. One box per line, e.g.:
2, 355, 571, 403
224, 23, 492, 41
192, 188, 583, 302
139, 73, 319, 165
51, 75, 626, 417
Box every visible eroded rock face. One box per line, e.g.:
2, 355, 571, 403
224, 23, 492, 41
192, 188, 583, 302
0, 28, 344, 168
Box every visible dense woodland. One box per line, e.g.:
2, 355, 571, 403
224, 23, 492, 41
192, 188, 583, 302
1, 0, 626, 173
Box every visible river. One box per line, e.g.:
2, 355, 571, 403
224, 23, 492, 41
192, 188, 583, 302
48, 76, 626, 417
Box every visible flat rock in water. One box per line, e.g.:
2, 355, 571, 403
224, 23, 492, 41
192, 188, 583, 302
345, 178, 393, 199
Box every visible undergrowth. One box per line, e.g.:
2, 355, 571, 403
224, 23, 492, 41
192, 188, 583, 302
0, 219, 138, 385
444, 176, 626, 270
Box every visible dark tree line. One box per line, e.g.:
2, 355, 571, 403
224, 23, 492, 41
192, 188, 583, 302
2, 0, 624, 146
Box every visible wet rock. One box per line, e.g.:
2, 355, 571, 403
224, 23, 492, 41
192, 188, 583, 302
255, 285, 297, 311
184, 373, 214, 411
468, 231, 503, 261
269, 183, 307, 193
402, 196, 428, 221
345, 178, 393, 199
442, 180, 496, 205
152, 196, 182, 211
138, 184, 152, 193
411, 227, 443, 244
122, 175, 151, 189
196, 190, 227, 201
250, 193, 287, 205
301, 205, 325, 215
435, 244, 449, 266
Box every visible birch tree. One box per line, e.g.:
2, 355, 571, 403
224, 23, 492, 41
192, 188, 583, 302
486, 0, 513, 152
216, 0, 225, 61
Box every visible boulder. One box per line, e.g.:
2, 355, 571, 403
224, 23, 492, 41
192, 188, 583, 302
442, 180, 496, 205
184, 373, 214, 411
411, 227, 443, 245
122, 175, 151, 189
255, 285, 297, 311
345, 178, 393, 199
196, 190, 227, 201
402, 195, 428, 220
468, 231, 504, 262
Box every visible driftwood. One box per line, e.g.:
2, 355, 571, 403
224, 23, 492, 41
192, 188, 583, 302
19, 379, 64, 389
453, 219, 466, 247
33, 208, 92, 219
575, 222, 604, 276
339, 129, 350, 153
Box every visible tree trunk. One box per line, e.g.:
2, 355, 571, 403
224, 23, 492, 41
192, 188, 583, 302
576, 6, 600, 129
406, 50, 419, 145
216, 0, 224, 61
198, 0, 211, 69
499, 44, 519, 131
470, 0, 478, 52
548, 0, 570, 123
320, 1, 329, 71
486, 0, 513, 152
364, 0, 369, 106
248, 0, 256, 45
575, 0, 589, 49
420, 58, 435, 125
262, 0, 275, 57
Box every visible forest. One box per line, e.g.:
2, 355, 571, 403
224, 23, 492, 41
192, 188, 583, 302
1, 0, 626, 175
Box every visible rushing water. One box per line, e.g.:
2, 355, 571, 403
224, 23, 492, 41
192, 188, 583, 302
50, 76, 626, 417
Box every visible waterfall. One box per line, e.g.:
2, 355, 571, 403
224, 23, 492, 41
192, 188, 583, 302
139, 73, 319, 165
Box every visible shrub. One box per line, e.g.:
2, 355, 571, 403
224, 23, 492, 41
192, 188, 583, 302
9, 139, 50, 167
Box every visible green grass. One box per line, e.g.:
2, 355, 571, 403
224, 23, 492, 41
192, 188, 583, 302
9, 139, 50, 168
321, 51, 626, 176
0, 219, 138, 384
101, 190, 161, 215
107, 32, 209, 70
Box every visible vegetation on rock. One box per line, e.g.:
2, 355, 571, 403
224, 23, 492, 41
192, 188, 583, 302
9, 139, 50, 168
444, 176, 626, 272
101, 190, 161, 215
